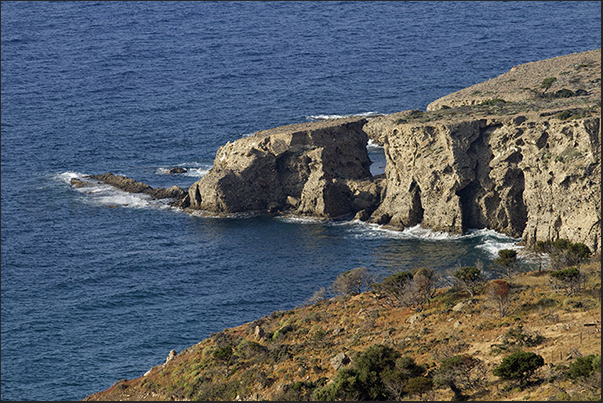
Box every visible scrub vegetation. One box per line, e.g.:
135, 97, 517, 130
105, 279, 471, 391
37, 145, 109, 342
85, 241, 601, 401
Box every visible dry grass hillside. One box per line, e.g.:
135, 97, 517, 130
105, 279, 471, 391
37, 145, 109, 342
427, 49, 600, 112
85, 256, 601, 401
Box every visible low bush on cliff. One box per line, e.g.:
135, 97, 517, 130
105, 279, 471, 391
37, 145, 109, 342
534, 238, 591, 269
540, 77, 557, 92
453, 265, 485, 297
478, 98, 507, 106
490, 325, 546, 355
331, 267, 374, 296
373, 268, 438, 312
494, 249, 518, 278
493, 350, 545, 387
568, 354, 601, 380
549, 267, 583, 296
433, 354, 487, 400
312, 344, 430, 401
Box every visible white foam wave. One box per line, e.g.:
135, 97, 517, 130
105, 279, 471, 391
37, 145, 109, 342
306, 111, 381, 121
55, 171, 85, 184
56, 172, 172, 209
155, 163, 212, 178
343, 222, 521, 256
403, 224, 467, 240
343, 222, 465, 241
476, 238, 523, 259
183, 167, 211, 177
367, 139, 384, 150
275, 215, 327, 225
468, 228, 523, 258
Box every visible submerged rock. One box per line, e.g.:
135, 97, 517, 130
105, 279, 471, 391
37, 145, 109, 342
70, 178, 95, 188
168, 167, 187, 174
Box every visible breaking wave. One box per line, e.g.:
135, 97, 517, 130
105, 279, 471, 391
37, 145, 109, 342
55, 172, 173, 209
367, 139, 384, 150
275, 215, 328, 225
341, 222, 521, 258
306, 111, 381, 121
155, 162, 212, 178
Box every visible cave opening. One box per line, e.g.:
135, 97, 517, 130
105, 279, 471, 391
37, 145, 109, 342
367, 140, 387, 176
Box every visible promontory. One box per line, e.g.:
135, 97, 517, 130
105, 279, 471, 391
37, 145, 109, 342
78, 48, 601, 254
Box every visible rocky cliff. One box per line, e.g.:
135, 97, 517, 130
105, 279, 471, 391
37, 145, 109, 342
364, 113, 600, 253
185, 117, 384, 219
362, 49, 601, 253
78, 50, 601, 253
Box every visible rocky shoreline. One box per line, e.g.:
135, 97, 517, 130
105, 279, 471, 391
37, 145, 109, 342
78, 49, 601, 254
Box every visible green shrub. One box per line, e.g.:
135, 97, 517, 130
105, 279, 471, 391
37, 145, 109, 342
354, 344, 401, 400
313, 344, 428, 401
434, 354, 483, 400
568, 354, 601, 379
212, 345, 233, 362
549, 267, 582, 296
504, 325, 545, 347
493, 351, 545, 386
540, 77, 557, 92
534, 239, 591, 269
552, 88, 574, 98
403, 376, 433, 397
479, 98, 507, 106
453, 266, 484, 297
494, 249, 518, 278
313, 367, 362, 401
555, 110, 574, 120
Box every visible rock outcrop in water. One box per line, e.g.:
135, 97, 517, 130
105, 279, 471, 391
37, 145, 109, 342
185, 117, 385, 219
82, 173, 188, 202
76, 50, 601, 253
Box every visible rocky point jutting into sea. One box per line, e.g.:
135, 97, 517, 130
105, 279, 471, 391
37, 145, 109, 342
76, 49, 601, 254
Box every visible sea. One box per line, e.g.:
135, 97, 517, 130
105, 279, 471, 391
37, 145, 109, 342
1, 1, 600, 401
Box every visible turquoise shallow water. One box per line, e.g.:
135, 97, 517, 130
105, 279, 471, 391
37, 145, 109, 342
1, 1, 600, 400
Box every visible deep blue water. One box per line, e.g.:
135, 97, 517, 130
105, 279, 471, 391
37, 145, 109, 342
1, 1, 600, 401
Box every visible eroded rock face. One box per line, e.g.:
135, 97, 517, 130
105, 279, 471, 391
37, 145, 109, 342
366, 113, 601, 253
187, 117, 383, 218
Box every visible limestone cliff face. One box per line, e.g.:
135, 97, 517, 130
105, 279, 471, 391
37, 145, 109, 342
187, 117, 383, 218
365, 113, 601, 253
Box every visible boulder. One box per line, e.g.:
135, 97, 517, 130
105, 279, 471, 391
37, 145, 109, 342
254, 325, 265, 340
330, 352, 350, 370
164, 349, 177, 365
